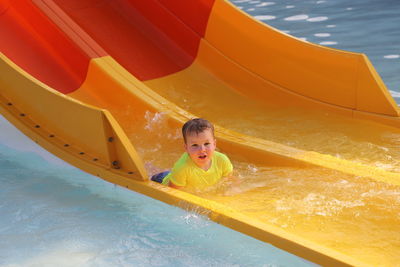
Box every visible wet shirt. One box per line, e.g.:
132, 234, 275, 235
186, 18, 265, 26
162, 151, 233, 189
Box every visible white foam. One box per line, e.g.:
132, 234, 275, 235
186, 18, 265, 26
256, 2, 275, 7
254, 15, 276, 21
247, 8, 255, 11
314, 33, 331, 37
144, 111, 167, 131
346, 7, 353, 10
389, 90, 400, 98
316, 0, 326, 3
374, 162, 394, 170
307, 16, 328, 22
319, 41, 338, 45
384, 54, 400, 59
284, 14, 309, 21
247, 164, 259, 173
326, 24, 336, 28
286, 5, 295, 8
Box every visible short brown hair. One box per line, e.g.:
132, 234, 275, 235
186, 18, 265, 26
182, 118, 214, 143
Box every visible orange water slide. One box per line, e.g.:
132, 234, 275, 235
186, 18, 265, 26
1, 0, 400, 266
3, 0, 400, 122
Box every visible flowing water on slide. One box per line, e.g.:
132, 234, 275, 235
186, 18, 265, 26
134, 111, 400, 266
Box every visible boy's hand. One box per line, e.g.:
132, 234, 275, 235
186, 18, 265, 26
169, 181, 183, 189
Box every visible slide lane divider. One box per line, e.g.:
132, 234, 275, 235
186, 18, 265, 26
33, 0, 107, 58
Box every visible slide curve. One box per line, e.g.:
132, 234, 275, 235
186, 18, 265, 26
1, 0, 400, 265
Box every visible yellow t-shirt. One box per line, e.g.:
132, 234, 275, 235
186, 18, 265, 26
162, 151, 233, 189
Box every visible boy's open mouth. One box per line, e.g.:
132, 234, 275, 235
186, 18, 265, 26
198, 155, 207, 159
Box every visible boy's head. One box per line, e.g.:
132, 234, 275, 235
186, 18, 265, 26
182, 118, 216, 170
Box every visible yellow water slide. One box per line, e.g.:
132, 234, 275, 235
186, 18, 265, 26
1, 0, 399, 265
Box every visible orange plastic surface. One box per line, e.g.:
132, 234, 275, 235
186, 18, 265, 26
49, 0, 214, 80
0, 0, 90, 93
203, 0, 399, 117
157, 0, 215, 36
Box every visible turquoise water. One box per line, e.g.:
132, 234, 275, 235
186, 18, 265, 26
0, 116, 313, 266
231, 0, 400, 104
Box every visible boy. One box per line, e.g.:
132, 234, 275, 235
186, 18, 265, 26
151, 118, 233, 190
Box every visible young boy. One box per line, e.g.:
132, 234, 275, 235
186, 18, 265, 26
151, 118, 233, 190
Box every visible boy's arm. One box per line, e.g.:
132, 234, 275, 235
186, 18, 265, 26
169, 181, 183, 189
167, 171, 185, 189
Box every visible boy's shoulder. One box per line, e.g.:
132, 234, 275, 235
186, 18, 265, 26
213, 151, 231, 162
172, 153, 192, 172
213, 151, 233, 176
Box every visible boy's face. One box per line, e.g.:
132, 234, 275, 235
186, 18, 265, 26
184, 129, 216, 170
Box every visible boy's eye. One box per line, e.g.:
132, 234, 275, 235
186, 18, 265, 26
191, 144, 198, 147
204, 142, 210, 146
